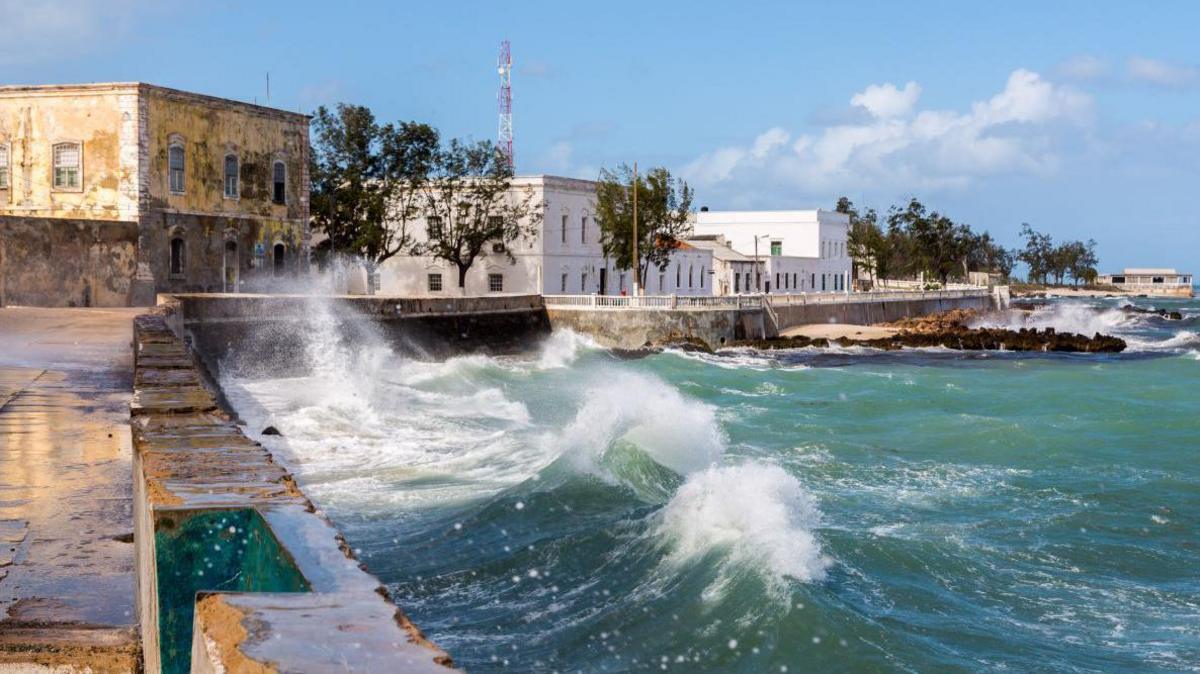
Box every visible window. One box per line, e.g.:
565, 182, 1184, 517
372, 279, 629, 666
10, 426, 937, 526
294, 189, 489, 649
811, 273, 816, 289
619, 272, 626, 292
734, 273, 740, 293
822, 274, 827, 291
560, 273, 567, 293
581, 272, 588, 292
488, 273, 504, 292
676, 265, 681, 288
273, 243, 285, 276
581, 216, 588, 244
561, 214, 567, 243
0, 144, 8, 189
776, 272, 780, 289
427, 216, 443, 239
53, 143, 81, 190
168, 145, 185, 193
492, 242, 506, 254
771, 240, 782, 256
428, 273, 443, 292
659, 273, 666, 292
793, 273, 798, 289
272, 161, 286, 204
700, 267, 705, 289
169, 238, 185, 276
689, 265, 694, 288
744, 272, 751, 291
223, 154, 238, 198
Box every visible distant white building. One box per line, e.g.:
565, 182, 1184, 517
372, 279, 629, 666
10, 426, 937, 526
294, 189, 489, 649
1096, 268, 1194, 297
379, 175, 713, 297
691, 209, 852, 294
683, 235, 762, 296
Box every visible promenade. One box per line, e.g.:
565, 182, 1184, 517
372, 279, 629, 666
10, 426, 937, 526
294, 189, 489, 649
0, 307, 141, 670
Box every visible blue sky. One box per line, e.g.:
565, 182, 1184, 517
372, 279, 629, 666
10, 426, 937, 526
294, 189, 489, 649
5, 0, 1199, 273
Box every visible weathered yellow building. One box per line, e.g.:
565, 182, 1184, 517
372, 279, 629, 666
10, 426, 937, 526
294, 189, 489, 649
0, 82, 309, 306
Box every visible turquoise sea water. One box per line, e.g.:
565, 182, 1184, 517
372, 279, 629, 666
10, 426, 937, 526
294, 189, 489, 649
226, 295, 1200, 672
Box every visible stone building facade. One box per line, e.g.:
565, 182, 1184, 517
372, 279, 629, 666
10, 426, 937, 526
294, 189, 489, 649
0, 82, 309, 307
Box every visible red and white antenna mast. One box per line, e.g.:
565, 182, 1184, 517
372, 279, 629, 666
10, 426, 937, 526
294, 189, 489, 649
497, 40, 514, 170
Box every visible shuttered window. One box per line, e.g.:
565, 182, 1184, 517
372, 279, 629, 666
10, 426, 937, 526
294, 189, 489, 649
168, 145, 185, 193
53, 143, 81, 189
224, 154, 239, 198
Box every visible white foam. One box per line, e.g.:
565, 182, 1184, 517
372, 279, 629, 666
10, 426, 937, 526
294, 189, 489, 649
653, 463, 830, 593
552, 371, 725, 478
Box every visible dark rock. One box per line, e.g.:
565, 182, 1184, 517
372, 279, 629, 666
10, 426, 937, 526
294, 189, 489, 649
262, 425, 282, 436
731, 325, 1125, 353
1122, 306, 1183, 320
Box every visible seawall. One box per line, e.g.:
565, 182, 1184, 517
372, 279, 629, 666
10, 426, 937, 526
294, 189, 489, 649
546, 289, 1006, 350
132, 306, 462, 673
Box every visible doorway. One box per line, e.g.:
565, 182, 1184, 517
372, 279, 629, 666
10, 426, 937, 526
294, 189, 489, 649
599, 268, 607, 295
223, 240, 239, 292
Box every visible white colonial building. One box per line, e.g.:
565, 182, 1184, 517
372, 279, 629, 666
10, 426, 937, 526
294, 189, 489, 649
1096, 268, 1194, 297
379, 175, 713, 297
684, 235, 762, 296
691, 209, 852, 294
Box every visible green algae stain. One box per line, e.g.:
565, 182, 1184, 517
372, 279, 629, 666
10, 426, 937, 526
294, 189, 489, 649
155, 508, 310, 674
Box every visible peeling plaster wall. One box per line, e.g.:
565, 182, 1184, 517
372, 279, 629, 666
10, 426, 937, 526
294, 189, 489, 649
143, 88, 309, 294
0, 85, 140, 221
0, 216, 138, 307
0, 83, 311, 304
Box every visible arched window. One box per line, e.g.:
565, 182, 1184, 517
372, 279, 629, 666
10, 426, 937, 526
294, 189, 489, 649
169, 237, 185, 276
273, 243, 285, 276
168, 144, 185, 193
223, 154, 239, 198
0, 143, 9, 190
53, 142, 81, 190
272, 161, 286, 204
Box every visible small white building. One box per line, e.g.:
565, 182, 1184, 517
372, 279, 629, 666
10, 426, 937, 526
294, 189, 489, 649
691, 209, 852, 294
379, 175, 713, 297
683, 235, 762, 296
1096, 268, 1194, 297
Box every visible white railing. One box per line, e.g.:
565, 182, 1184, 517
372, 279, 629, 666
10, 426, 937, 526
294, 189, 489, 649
544, 287, 992, 311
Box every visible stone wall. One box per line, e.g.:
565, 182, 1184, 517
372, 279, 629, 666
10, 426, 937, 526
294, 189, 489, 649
547, 306, 765, 350
769, 294, 996, 331
0, 216, 139, 307
162, 294, 552, 379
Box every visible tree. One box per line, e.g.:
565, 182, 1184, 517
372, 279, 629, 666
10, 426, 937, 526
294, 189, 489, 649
839, 197, 886, 283
886, 198, 970, 285
1018, 223, 1054, 284
595, 165, 694, 290
419, 139, 541, 291
310, 104, 438, 292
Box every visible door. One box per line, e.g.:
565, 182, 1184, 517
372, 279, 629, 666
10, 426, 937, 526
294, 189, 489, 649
599, 268, 607, 295
223, 241, 239, 292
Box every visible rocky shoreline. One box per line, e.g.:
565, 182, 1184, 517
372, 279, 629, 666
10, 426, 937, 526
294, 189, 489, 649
726, 308, 1127, 353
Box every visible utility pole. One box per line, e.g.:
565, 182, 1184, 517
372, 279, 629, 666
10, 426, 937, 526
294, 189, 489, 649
632, 161, 639, 296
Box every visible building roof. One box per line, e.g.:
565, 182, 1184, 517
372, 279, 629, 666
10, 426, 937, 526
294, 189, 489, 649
1120, 268, 1181, 275
683, 236, 754, 262
0, 82, 309, 121
695, 209, 849, 225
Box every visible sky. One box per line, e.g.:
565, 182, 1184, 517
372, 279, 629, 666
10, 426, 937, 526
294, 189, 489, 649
4, 0, 1199, 273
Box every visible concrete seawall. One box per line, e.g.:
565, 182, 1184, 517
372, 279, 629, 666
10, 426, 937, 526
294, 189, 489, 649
131, 311, 458, 673
547, 291, 1004, 350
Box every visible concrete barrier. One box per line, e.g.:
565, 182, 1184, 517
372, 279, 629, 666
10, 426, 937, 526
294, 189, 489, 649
131, 313, 457, 673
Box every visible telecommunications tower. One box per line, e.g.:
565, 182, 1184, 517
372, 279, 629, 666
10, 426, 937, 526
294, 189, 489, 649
497, 40, 513, 169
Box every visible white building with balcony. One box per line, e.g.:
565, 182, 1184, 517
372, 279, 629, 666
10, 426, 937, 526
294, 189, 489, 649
690, 209, 852, 294
378, 175, 713, 297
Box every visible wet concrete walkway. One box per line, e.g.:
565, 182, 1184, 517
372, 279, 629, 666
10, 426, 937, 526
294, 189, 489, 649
0, 307, 141, 670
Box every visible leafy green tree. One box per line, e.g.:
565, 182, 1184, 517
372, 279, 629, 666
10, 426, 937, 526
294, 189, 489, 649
838, 197, 886, 283
595, 165, 694, 290
310, 104, 438, 292
419, 139, 541, 291
1018, 223, 1054, 284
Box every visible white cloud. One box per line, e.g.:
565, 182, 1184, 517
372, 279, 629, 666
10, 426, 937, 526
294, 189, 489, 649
850, 81, 921, 119
682, 69, 1093, 196
1056, 54, 1109, 81
541, 141, 574, 173
1127, 57, 1200, 89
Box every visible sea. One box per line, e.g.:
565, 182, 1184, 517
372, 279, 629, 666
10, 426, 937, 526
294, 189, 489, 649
222, 292, 1200, 673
